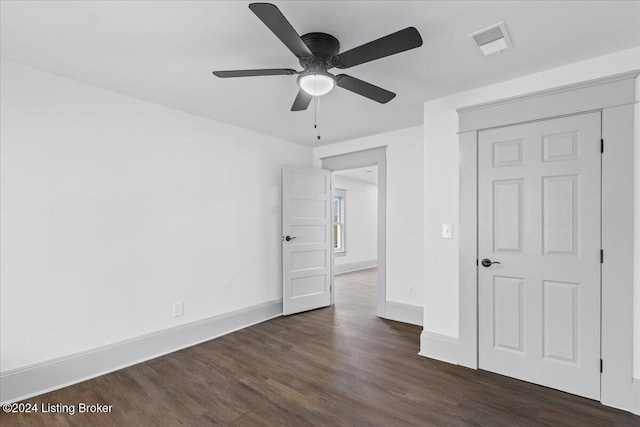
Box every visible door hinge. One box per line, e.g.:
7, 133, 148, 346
601, 139, 604, 153
600, 359, 603, 373
600, 249, 604, 264
476, 259, 479, 266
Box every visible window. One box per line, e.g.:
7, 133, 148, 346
333, 189, 346, 255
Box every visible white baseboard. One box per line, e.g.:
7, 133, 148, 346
418, 330, 460, 365
632, 378, 640, 415
384, 301, 423, 326
334, 259, 377, 274
0, 299, 282, 404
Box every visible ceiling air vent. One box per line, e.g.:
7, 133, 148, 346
468, 22, 512, 56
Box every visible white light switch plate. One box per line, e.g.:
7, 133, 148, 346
442, 223, 453, 239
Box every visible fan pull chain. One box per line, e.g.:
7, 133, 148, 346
315, 95, 321, 140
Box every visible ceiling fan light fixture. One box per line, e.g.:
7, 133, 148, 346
298, 71, 335, 96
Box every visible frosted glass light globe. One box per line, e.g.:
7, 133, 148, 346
298, 72, 335, 96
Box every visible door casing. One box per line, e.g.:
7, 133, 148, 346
457, 70, 638, 410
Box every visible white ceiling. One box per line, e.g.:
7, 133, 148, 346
335, 166, 378, 185
1, 1, 639, 146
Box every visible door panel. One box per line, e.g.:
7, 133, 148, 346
542, 175, 578, 255
493, 275, 524, 352
282, 166, 332, 315
478, 112, 601, 400
543, 280, 578, 363
492, 179, 523, 253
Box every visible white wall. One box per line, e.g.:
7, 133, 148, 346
421, 47, 640, 375
0, 60, 312, 372
314, 126, 424, 306
333, 174, 377, 269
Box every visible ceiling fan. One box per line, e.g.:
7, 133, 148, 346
213, 3, 423, 111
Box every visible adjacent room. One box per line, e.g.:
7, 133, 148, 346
332, 166, 380, 315
1, 1, 639, 425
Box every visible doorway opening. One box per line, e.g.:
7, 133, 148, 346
320, 146, 387, 317
333, 166, 378, 313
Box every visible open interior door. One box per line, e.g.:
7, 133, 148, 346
282, 165, 332, 315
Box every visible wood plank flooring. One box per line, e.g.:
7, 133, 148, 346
2, 267, 638, 426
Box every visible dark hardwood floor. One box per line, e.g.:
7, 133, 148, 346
2, 267, 638, 426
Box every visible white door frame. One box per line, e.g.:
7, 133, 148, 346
321, 147, 387, 317
457, 71, 638, 410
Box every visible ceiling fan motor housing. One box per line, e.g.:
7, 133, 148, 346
299, 32, 340, 70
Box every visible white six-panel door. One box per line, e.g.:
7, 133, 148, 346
282, 166, 332, 315
478, 112, 601, 399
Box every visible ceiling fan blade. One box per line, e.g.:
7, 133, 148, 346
212, 68, 297, 78
335, 75, 396, 104
333, 27, 423, 69
249, 3, 313, 58
291, 89, 313, 111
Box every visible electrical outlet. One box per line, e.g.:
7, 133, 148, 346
172, 302, 184, 318
408, 285, 416, 297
